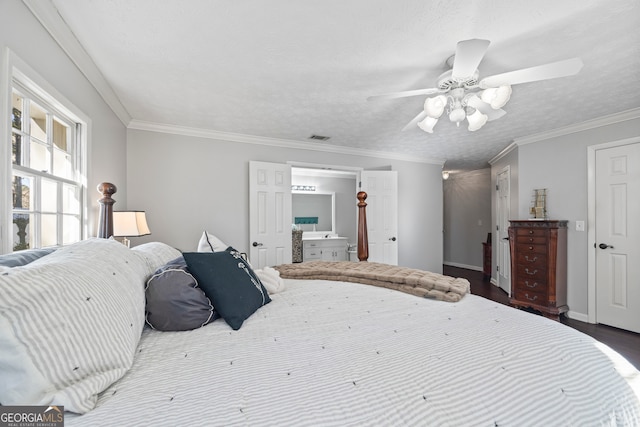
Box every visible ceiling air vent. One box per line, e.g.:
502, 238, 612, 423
308, 134, 330, 141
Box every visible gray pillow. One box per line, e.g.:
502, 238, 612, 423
145, 257, 219, 331
0, 247, 56, 267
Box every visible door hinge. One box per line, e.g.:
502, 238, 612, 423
497, 265, 500, 272
496, 225, 499, 231
496, 184, 499, 191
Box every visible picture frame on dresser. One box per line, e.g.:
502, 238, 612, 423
508, 220, 568, 320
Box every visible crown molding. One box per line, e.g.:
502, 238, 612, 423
514, 108, 640, 146
128, 119, 446, 166
488, 142, 518, 165
22, 0, 131, 126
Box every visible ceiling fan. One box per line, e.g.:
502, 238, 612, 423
368, 39, 583, 133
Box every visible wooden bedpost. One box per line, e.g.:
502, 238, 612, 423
97, 182, 117, 238
357, 191, 368, 262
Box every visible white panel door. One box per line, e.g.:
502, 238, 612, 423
361, 171, 398, 265
595, 142, 640, 333
249, 161, 292, 269
496, 168, 511, 294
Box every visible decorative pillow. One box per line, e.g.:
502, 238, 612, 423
132, 241, 183, 275
0, 238, 149, 413
0, 247, 56, 267
183, 248, 271, 330
197, 231, 229, 252
145, 257, 219, 331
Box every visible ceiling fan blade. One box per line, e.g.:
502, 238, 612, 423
367, 87, 440, 101
451, 39, 491, 80
401, 111, 428, 132
467, 95, 506, 121
479, 57, 583, 88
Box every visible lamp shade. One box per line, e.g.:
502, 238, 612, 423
467, 109, 489, 131
113, 211, 151, 237
424, 95, 447, 118
481, 85, 512, 109
417, 116, 438, 133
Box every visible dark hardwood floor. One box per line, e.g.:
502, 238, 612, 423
444, 265, 640, 370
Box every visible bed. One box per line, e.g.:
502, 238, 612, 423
1, 186, 638, 426
63, 277, 639, 426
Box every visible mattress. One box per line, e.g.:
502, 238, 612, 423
67, 279, 640, 426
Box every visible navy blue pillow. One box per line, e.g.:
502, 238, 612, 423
183, 248, 271, 330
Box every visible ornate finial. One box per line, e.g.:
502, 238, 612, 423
98, 182, 117, 198
97, 182, 117, 238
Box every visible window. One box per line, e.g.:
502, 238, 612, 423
10, 82, 84, 250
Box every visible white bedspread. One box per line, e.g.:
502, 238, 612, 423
67, 279, 640, 426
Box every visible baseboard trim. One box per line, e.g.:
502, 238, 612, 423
443, 262, 482, 272
566, 310, 590, 323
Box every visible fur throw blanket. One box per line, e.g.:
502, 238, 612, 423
274, 261, 470, 302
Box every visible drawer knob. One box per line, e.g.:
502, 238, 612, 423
524, 293, 538, 301
528, 230, 534, 234
528, 246, 533, 250
525, 268, 538, 275
525, 281, 539, 288
524, 255, 538, 262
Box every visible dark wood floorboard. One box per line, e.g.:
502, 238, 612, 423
444, 265, 640, 370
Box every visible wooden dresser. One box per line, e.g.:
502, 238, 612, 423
508, 220, 568, 320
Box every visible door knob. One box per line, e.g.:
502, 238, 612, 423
598, 243, 613, 250
502, 237, 509, 240
389, 237, 397, 241
252, 242, 263, 247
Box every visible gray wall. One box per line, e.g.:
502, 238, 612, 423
491, 115, 640, 318
443, 169, 492, 270
0, 0, 127, 239
126, 128, 444, 273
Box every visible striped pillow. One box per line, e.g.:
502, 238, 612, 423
0, 238, 152, 413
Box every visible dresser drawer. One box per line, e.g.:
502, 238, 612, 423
513, 288, 548, 305
516, 228, 547, 238
515, 277, 548, 293
516, 252, 547, 267
516, 264, 547, 280
516, 236, 547, 245
515, 243, 547, 254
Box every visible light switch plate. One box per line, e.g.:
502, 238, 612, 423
576, 220, 585, 231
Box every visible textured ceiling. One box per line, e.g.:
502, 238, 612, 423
48, 0, 640, 170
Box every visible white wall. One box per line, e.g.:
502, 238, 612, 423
0, 0, 127, 239
443, 169, 492, 271
126, 128, 444, 273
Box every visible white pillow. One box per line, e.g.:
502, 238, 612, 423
197, 231, 228, 252
132, 241, 182, 274
0, 238, 149, 413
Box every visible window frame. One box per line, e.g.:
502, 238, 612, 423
1, 49, 89, 254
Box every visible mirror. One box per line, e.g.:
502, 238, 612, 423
292, 192, 335, 234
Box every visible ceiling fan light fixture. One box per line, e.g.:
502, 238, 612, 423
467, 109, 488, 131
448, 107, 466, 125
424, 95, 447, 118
417, 116, 438, 133
481, 85, 512, 109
